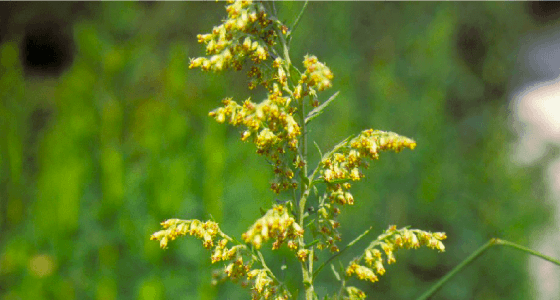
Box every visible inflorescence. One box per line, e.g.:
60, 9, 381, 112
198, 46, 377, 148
242, 204, 304, 252
153, 1, 447, 299
189, 1, 334, 194
151, 218, 291, 299
315, 130, 417, 252
346, 225, 446, 283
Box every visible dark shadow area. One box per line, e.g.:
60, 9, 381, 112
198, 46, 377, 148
20, 19, 74, 77
527, 1, 560, 24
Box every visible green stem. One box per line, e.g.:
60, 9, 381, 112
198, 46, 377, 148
416, 239, 495, 300
256, 250, 279, 282
273, 5, 314, 298
416, 238, 560, 300
495, 238, 560, 266
299, 88, 315, 300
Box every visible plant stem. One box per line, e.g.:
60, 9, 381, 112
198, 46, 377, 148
495, 238, 560, 266
274, 6, 314, 298
416, 238, 560, 300
298, 76, 315, 300
416, 239, 495, 300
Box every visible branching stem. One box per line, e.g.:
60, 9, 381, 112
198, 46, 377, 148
416, 238, 560, 300
271, 4, 315, 298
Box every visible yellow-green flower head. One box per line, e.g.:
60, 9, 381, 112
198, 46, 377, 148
302, 55, 333, 92
245, 268, 290, 299
248, 269, 272, 293
209, 94, 301, 193
346, 226, 447, 284
320, 130, 416, 192
346, 262, 379, 283
224, 256, 252, 280
344, 286, 366, 300
242, 205, 303, 250
297, 249, 310, 262
189, 0, 281, 74
151, 219, 224, 250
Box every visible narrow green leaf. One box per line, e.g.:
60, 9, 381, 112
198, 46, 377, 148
331, 264, 341, 281
309, 134, 355, 182
305, 91, 340, 124
313, 141, 323, 160
301, 175, 310, 188
305, 239, 320, 248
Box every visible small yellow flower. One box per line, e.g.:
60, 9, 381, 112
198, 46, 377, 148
297, 249, 309, 262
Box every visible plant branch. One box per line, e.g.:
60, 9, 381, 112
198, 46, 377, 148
256, 250, 280, 282
271, 5, 315, 299
305, 91, 340, 124
416, 238, 560, 300
313, 226, 374, 279
308, 134, 355, 183
495, 238, 560, 266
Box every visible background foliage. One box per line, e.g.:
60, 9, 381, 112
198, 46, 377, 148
1, 2, 558, 299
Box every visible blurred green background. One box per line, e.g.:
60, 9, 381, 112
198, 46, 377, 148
1, 2, 558, 299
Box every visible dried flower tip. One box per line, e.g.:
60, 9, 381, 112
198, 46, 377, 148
345, 286, 366, 300
297, 249, 310, 262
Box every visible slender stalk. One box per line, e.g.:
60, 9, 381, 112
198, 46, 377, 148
416, 239, 496, 300
298, 121, 314, 300
298, 74, 315, 300
495, 238, 560, 266
257, 250, 279, 282
416, 238, 560, 300
272, 5, 314, 298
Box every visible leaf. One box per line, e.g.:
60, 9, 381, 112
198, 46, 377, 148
305, 239, 320, 248
331, 264, 341, 281
309, 134, 355, 181
313, 141, 323, 159
305, 91, 340, 124
301, 175, 310, 188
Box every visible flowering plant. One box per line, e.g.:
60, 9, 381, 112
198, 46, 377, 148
151, 1, 446, 299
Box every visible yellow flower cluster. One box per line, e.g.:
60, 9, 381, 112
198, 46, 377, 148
346, 226, 446, 284
150, 219, 221, 250
316, 202, 342, 253
301, 55, 333, 92
346, 262, 379, 283
189, 0, 279, 72
314, 130, 416, 252
322, 129, 417, 185
343, 286, 366, 300
291, 55, 334, 106
242, 205, 304, 250
352, 129, 417, 155
209, 94, 301, 193
223, 251, 254, 281
152, 219, 258, 284
247, 269, 290, 300
296, 249, 310, 262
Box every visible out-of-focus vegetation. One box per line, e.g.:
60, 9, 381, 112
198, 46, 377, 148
1, 2, 559, 299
